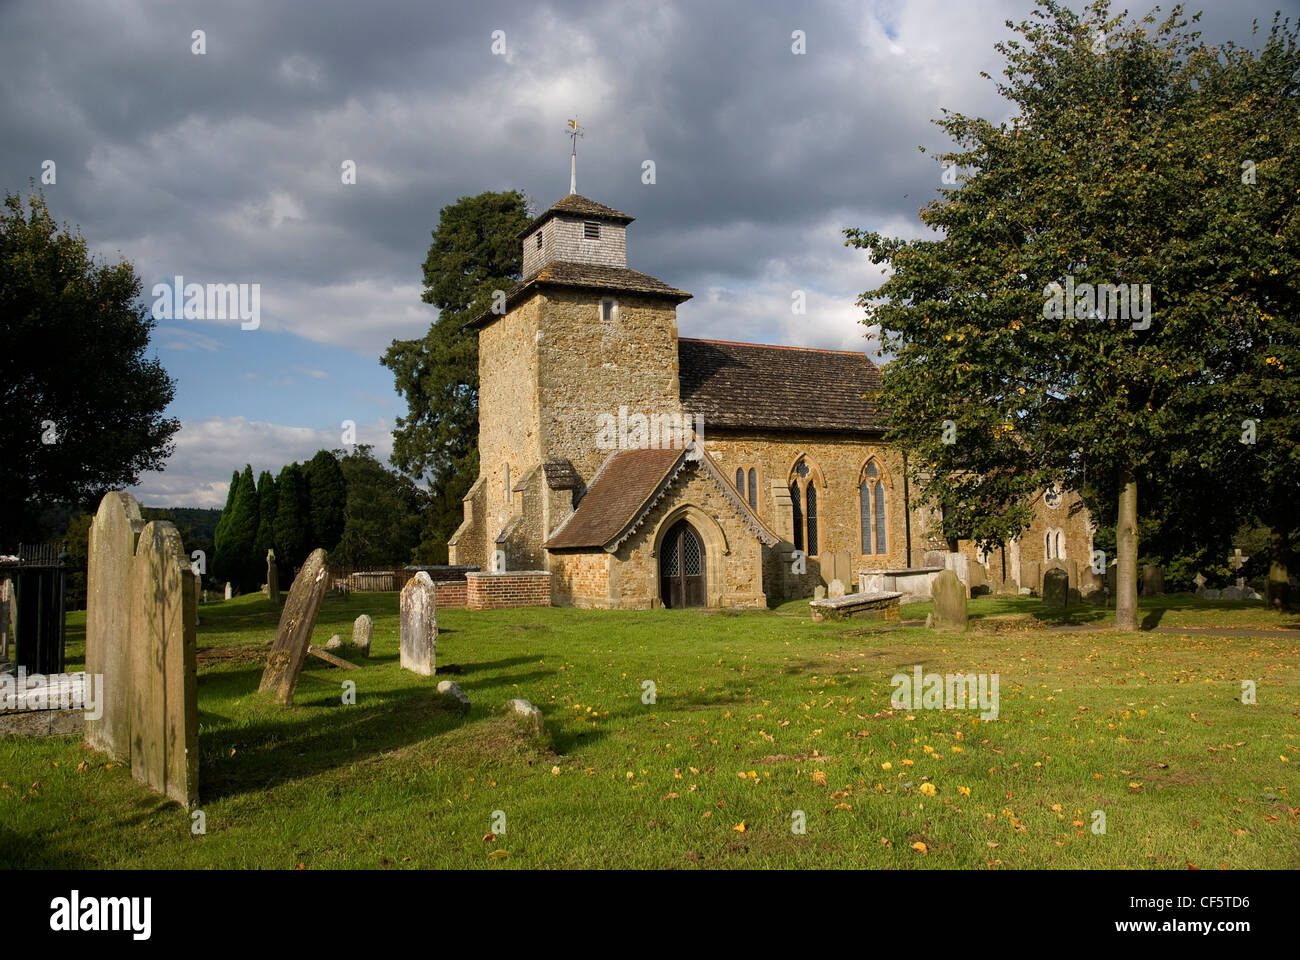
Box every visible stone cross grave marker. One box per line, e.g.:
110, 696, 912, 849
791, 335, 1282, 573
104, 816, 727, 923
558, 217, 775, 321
258, 548, 329, 705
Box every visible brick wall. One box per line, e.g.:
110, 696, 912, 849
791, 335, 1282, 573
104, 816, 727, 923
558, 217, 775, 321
434, 580, 467, 608
466, 571, 552, 609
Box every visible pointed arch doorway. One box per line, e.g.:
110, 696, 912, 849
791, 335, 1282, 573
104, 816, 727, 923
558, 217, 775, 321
659, 519, 707, 608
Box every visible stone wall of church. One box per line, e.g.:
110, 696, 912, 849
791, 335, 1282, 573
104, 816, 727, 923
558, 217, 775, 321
537, 290, 683, 483
548, 550, 612, 607
476, 297, 544, 564
699, 430, 914, 575
609, 465, 766, 610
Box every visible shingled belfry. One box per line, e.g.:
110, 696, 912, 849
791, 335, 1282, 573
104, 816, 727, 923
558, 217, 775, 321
450, 179, 1093, 608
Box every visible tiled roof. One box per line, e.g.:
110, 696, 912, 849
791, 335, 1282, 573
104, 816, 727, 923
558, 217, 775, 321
543, 458, 581, 490
544, 444, 780, 551
678, 338, 885, 435
524, 194, 634, 235
544, 447, 682, 550
465, 261, 691, 328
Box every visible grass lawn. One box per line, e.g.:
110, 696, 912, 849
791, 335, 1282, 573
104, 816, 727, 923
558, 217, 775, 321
1, 591, 1296, 869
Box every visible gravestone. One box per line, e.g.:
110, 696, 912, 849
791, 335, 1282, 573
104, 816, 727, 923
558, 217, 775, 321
193, 576, 201, 626
1043, 567, 1069, 607
1078, 567, 1106, 605
835, 550, 852, 587
1020, 561, 1041, 596
436, 679, 469, 713
1105, 563, 1117, 594
813, 585, 826, 601
0, 578, 11, 660
1141, 565, 1164, 597
1193, 572, 1207, 591
352, 614, 373, 657
1202, 587, 1221, 600
931, 569, 968, 632
266, 550, 280, 606
969, 562, 989, 597
224, 582, 232, 600
1221, 585, 1244, 601
259, 548, 330, 705
400, 572, 437, 676
127, 521, 199, 806
86, 490, 144, 758
828, 578, 846, 599
325, 634, 344, 651
506, 697, 544, 734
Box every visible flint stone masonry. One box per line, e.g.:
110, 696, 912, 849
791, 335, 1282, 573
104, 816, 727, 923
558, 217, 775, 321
931, 569, 968, 632
259, 549, 330, 705
506, 697, 545, 734
352, 614, 373, 656
436, 680, 470, 713
400, 572, 437, 675
809, 591, 901, 623
466, 571, 552, 610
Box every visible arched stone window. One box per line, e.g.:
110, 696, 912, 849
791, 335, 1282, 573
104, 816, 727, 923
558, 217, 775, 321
735, 468, 744, 494
789, 457, 821, 556
859, 460, 887, 555
747, 468, 758, 511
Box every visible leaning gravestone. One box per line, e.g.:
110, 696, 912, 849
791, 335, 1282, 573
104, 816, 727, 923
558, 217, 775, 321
267, 549, 280, 606
259, 548, 329, 705
828, 578, 846, 599
1043, 567, 1069, 607
86, 491, 145, 758
400, 572, 437, 676
931, 569, 968, 632
506, 697, 544, 734
352, 614, 373, 657
1141, 565, 1164, 597
128, 521, 199, 806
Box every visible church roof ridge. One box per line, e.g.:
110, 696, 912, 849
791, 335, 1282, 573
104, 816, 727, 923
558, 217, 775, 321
678, 337, 871, 358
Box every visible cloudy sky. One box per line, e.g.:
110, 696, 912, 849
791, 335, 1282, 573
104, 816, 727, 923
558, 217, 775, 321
0, 0, 1281, 507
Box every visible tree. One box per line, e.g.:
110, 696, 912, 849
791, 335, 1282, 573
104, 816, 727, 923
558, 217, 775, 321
303, 449, 346, 551
845, 1, 1288, 629
273, 463, 310, 569
221, 465, 259, 590
0, 189, 179, 544
333, 445, 426, 568
381, 190, 531, 561
253, 470, 278, 574
212, 469, 240, 585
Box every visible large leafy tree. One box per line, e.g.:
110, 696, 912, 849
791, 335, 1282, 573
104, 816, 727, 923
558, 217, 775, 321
332, 445, 427, 567
381, 190, 531, 563
845, 1, 1294, 629
303, 449, 346, 552
0, 189, 179, 543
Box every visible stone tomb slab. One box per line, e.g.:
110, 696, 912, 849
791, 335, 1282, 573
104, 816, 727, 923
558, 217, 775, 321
809, 591, 902, 623
259, 548, 329, 705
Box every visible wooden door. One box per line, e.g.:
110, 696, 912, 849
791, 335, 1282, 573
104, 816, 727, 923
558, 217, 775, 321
660, 520, 706, 608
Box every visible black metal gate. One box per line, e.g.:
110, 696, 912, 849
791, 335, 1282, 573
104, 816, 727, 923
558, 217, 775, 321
0, 543, 68, 674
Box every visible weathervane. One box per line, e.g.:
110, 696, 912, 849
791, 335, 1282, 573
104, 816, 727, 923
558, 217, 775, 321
567, 117, 583, 194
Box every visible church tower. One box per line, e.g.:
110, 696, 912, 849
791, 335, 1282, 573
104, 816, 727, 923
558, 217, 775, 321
450, 187, 692, 572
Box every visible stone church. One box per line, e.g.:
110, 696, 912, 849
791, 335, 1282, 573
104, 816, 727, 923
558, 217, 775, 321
448, 189, 1093, 608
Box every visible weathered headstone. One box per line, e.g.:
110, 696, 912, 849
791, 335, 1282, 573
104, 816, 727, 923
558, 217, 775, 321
400, 571, 437, 676
193, 575, 201, 626
325, 634, 344, 651
1105, 563, 1117, 594
813, 585, 826, 601
969, 562, 989, 597
1141, 564, 1164, 597
85, 491, 144, 758
506, 697, 544, 734
931, 569, 968, 632
1078, 567, 1106, 605
267, 550, 280, 606
259, 548, 330, 705
1043, 567, 1069, 607
1221, 585, 1244, 601
835, 549, 852, 588
352, 614, 372, 657
436, 679, 469, 713
828, 578, 846, 599
1020, 561, 1041, 596
0, 578, 11, 660
1202, 587, 1221, 600
224, 582, 232, 600
127, 521, 199, 806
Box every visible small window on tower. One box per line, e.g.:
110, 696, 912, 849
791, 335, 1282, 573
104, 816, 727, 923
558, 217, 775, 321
601, 298, 618, 322
535, 231, 543, 250
583, 221, 600, 240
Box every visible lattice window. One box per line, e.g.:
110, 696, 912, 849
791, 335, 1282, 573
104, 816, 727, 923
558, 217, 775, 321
662, 534, 680, 576
806, 482, 819, 557
683, 531, 701, 576
860, 480, 872, 554
747, 469, 757, 511
736, 468, 745, 493
874, 480, 887, 554
790, 482, 804, 552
